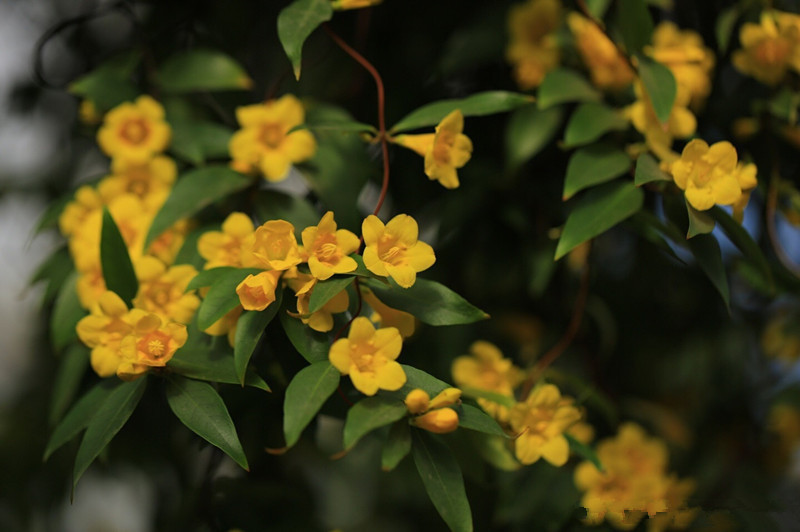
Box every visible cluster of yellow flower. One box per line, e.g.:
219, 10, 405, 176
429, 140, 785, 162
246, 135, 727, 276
405, 387, 462, 434
733, 10, 800, 86
61, 95, 197, 379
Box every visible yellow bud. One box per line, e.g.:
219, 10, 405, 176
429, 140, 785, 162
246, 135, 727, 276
404, 388, 430, 414
413, 408, 459, 434
429, 387, 462, 410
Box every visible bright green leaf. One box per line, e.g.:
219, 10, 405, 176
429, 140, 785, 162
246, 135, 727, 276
277, 0, 334, 80
170, 119, 234, 165
686, 201, 716, 239
637, 55, 676, 124
343, 396, 408, 450
505, 105, 563, 171
49, 344, 89, 427
634, 153, 671, 186
562, 144, 631, 200
158, 49, 252, 93
537, 69, 601, 110
100, 207, 138, 306
51, 272, 86, 353
382, 421, 412, 471
688, 234, 730, 309
283, 361, 340, 448
196, 268, 262, 331
457, 404, 508, 438
280, 310, 330, 364
186, 267, 240, 291
616, 0, 654, 54
308, 276, 354, 314
563, 102, 629, 147
234, 289, 283, 385
566, 433, 603, 471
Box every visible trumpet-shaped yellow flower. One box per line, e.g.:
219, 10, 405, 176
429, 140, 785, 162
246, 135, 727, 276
288, 274, 349, 332
59, 185, 104, 238
229, 94, 316, 181
362, 214, 435, 288
97, 155, 177, 210
506, 0, 562, 89
568, 13, 635, 91
362, 287, 416, 338
117, 313, 187, 380
97, 95, 171, 163
414, 408, 460, 434
77, 291, 139, 377
509, 384, 581, 466
204, 305, 244, 347
328, 317, 406, 396
647, 477, 698, 532
236, 270, 282, 311
76, 267, 107, 310
249, 219, 303, 271
670, 140, 744, 211
301, 211, 360, 280
452, 341, 524, 422
626, 82, 697, 162
198, 212, 257, 269
733, 11, 800, 85
133, 256, 200, 324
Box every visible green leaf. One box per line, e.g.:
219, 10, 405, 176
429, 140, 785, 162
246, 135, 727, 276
254, 191, 320, 234
283, 361, 340, 448
73, 378, 147, 488
555, 180, 644, 259
716, 6, 740, 53
308, 276, 354, 314
637, 55, 676, 124
768, 88, 800, 125
398, 365, 452, 397
505, 105, 564, 171
69, 52, 140, 110
362, 278, 489, 326
49, 344, 89, 426
44, 381, 118, 461
634, 153, 671, 186
34, 194, 71, 235
709, 206, 773, 291
145, 166, 252, 248
348, 254, 373, 277
411, 430, 473, 532
382, 421, 412, 471
196, 268, 263, 331
687, 234, 730, 309
460, 387, 516, 409
562, 144, 631, 200
280, 310, 330, 363
170, 119, 234, 165
343, 396, 408, 450
277, 0, 334, 80
563, 103, 629, 148
100, 207, 138, 306
31, 247, 73, 305
186, 267, 239, 291
584, 0, 612, 18
157, 49, 252, 93
686, 201, 716, 238
166, 376, 249, 470
390, 91, 533, 133
616, 0, 654, 54
51, 272, 86, 353
457, 404, 508, 438
565, 433, 603, 471
470, 433, 520, 471
234, 289, 283, 385
537, 69, 601, 110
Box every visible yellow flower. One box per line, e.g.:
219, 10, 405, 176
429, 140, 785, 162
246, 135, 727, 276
414, 408, 460, 434
331, 0, 381, 9
328, 317, 406, 396
97, 95, 171, 163
506, 0, 562, 89
198, 212, 257, 269
97, 155, 177, 210
452, 341, 524, 422
568, 13, 635, 91
646, 22, 715, 110
670, 139, 744, 211
132, 256, 200, 324
79, 99, 101, 125
404, 388, 432, 414
204, 305, 244, 347
647, 477, 698, 532
228, 94, 317, 181
394, 110, 473, 189
301, 211, 360, 280
117, 313, 187, 380
509, 384, 581, 466
733, 11, 800, 86
236, 270, 282, 311
249, 219, 303, 271
288, 274, 350, 332
626, 82, 697, 162
362, 286, 416, 338
76, 291, 138, 377
59, 185, 104, 238
362, 214, 436, 288
76, 267, 107, 310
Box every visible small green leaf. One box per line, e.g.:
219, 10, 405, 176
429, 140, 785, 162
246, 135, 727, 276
390, 91, 533, 133
234, 289, 283, 385
145, 166, 252, 249
584, 0, 612, 18
505, 105, 564, 171
51, 272, 86, 353
709, 206, 773, 291
457, 404, 508, 438
280, 310, 330, 363
73, 378, 147, 488
158, 49, 252, 93
283, 361, 340, 448
166, 376, 249, 470
277, 0, 334, 80
716, 6, 740, 53
461, 387, 516, 409
308, 276, 354, 314
49, 344, 89, 427
768, 88, 800, 125
555, 180, 644, 259
562, 144, 631, 200
362, 278, 489, 326
537, 69, 601, 110
343, 396, 408, 450
637, 55, 676, 124
566, 433, 603, 471
616, 0, 654, 54
196, 268, 263, 331
634, 153, 671, 186
687, 234, 730, 309
44, 381, 118, 461
412, 430, 474, 532
100, 207, 138, 306
686, 201, 716, 239
170, 119, 234, 165
186, 267, 240, 291
382, 421, 412, 471
563, 103, 629, 148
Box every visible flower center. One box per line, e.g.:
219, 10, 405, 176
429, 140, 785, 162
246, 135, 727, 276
137, 330, 171, 360
316, 238, 340, 262
121, 120, 149, 144
259, 124, 285, 149
755, 37, 791, 66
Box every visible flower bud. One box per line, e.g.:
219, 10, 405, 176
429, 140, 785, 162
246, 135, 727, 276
404, 388, 430, 414
414, 408, 459, 434
429, 387, 462, 410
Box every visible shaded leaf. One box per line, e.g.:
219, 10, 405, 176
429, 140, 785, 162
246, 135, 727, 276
69, 52, 140, 110
562, 144, 631, 200
51, 272, 86, 353
505, 105, 563, 171
158, 49, 252, 93
687, 234, 730, 309
537, 69, 601, 110
30, 247, 73, 305
187, 267, 240, 291
49, 344, 89, 427
170, 119, 234, 165
280, 309, 330, 363
616, 0, 654, 54
234, 289, 283, 385
283, 361, 340, 447
343, 396, 408, 449
566, 433, 603, 471
398, 365, 452, 397
196, 268, 263, 331
457, 403, 508, 438
382, 421, 412, 471
100, 207, 138, 306
461, 387, 516, 409
254, 191, 320, 235
637, 55, 676, 124
634, 153, 671, 186
277, 0, 333, 80
716, 6, 740, 53
709, 206, 773, 291
686, 201, 716, 239
308, 276, 354, 314
563, 102, 628, 147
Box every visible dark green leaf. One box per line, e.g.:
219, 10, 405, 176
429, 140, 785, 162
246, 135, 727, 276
173, 225, 211, 270
398, 365, 452, 398
584, 0, 612, 18
343, 396, 408, 449
166, 376, 249, 470
51, 272, 86, 353
100, 207, 138, 306
634, 153, 671, 185
234, 289, 283, 385
411, 430, 474, 532
562, 144, 631, 200
170, 119, 234, 165
505, 105, 563, 171
69, 52, 140, 110
308, 276, 354, 313
470, 432, 520, 471
187, 267, 240, 291
686, 201, 716, 238
461, 387, 516, 409
616, 0, 654, 54
555, 180, 644, 259
73, 378, 147, 488
145, 166, 252, 249
280, 309, 330, 363
158, 49, 253, 93
768, 88, 800, 125
688, 234, 730, 309
563, 103, 629, 147
348, 254, 372, 277
637, 55, 676, 124
565, 433, 603, 471
254, 191, 320, 235
30, 247, 73, 305
537, 69, 601, 110
277, 0, 334, 80
457, 404, 508, 438
709, 206, 773, 291
716, 6, 740, 53
283, 361, 340, 447
34, 194, 71, 235
196, 268, 263, 331
363, 278, 489, 326
391, 91, 533, 133
49, 344, 89, 426
382, 421, 412, 471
